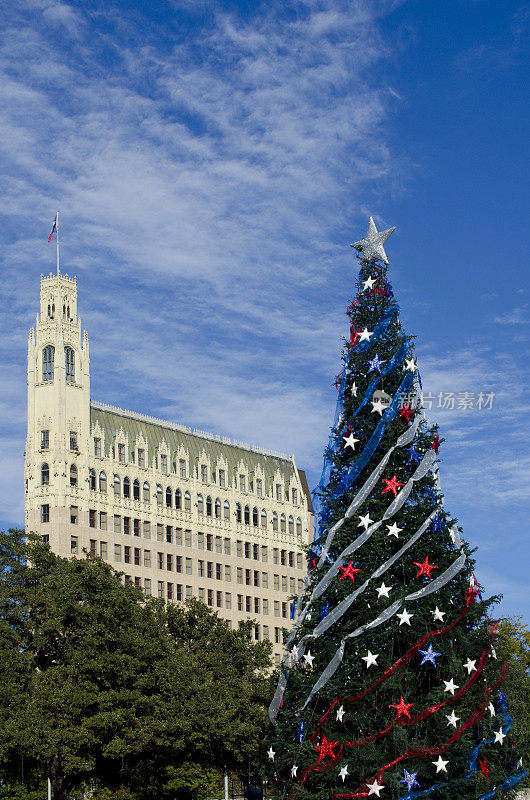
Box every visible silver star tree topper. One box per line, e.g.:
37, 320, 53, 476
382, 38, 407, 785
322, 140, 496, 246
351, 216, 396, 264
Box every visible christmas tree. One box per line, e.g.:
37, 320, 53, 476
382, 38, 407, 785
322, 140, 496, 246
265, 219, 526, 800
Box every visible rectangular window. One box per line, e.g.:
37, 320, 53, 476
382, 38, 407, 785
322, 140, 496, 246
281, 550, 286, 566
282, 575, 287, 592
225, 592, 232, 609
89, 509, 96, 528
89, 539, 96, 556
207, 562, 213, 579
144, 578, 151, 596
207, 589, 213, 607
137, 448, 145, 468
296, 553, 303, 569
292, 488, 298, 505
156, 524, 163, 541
216, 563, 222, 581
41, 429, 50, 450
237, 567, 243, 584
262, 572, 268, 589
273, 574, 280, 591
239, 475, 246, 493
118, 443, 125, 463
124, 517, 131, 536
100, 512, 107, 530
176, 555, 182, 573
176, 584, 182, 601
262, 599, 269, 615
197, 532, 204, 550
201, 465, 208, 483
174, 528, 182, 545
41, 504, 50, 523
70, 431, 78, 451
256, 479, 262, 497
224, 537, 231, 555
216, 590, 222, 608
253, 543, 259, 560
166, 526, 173, 544
237, 594, 243, 611
289, 551, 295, 568
167, 554, 173, 571
263, 625, 269, 640
236, 540, 243, 558
245, 568, 251, 586
198, 560, 205, 577
245, 596, 251, 613
198, 587, 205, 603
254, 597, 260, 614
276, 484, 282, 501
179, 459, 187, 478
275, 628, 280, 644
282, 602, 288, 618
114, 544, 121, 562
298, 578, 304, 592
114, 515, 121, 534
94, 437, 101, 457
70, 506, 78, 525
160, 454, 167, 473
215, 535, 222, 553
167, 582, 174, 600
185, 586, 192, 600
218, 469, 225, 488
134, 577, 141, 589
273, 548, 279, 565
274, 601, 280, 618
143, 521, 150, 539
225, 565, 231, 582
157, 552, 163, 570
185, 558, 192, 575
253, 570, 260, 587
244, 542, 251, 559
158, 581, 164, 599
261, 545, 268, 563
185, 530, 192, 547
144, 550, 151, 568
134, 519, 140, 537
124, 546, 131, 565
70, 536, 78, 554
289, 577, 295, 594
206, 534, 213, 551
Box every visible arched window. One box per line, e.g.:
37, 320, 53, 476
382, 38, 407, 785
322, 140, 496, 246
114, 474, 121, 496
65, 347, 75, 383
280, 513, 286, 533
215, 498, 221, 518
156, 484, 163, 506
89, 468, 96, 490
42, 345, 54, 381
206, 496, 212, 517
244, 505, 250, 525
166, 487, 172, 508
236, 503, 242, 523
184, 491, 191, 511
99, 471, 107, 493
252, 507, 258, 527
175, 488, 181, 509
223, 500, 230, 520
261, 509, 267, 528
197, 494, 204, 515
143, 481, 150, 502
272, 512, 278, 531
288, 515, 294, 535
41, 463, 49, 485
70, 464, 78, 487
123, 477, 130, 498
296, 517, 302, 536
133, 479, 140, 501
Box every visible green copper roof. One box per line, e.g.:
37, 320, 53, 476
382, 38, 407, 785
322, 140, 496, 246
90, 403, 311, 506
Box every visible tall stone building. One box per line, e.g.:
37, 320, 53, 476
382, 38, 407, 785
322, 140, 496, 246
25, 270, 314, 662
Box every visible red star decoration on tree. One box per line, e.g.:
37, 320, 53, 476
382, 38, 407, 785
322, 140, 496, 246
338, 562, 362, 582
315, 733, 339, 763
413, 557, 438, 579
432, 434, 440, 454
465, 584, 480, 606
399, 403, 414, 423
389, 695, 415, 720
479, 758, 491, 780
381, 475, 405, 497
350, 324, 360, 346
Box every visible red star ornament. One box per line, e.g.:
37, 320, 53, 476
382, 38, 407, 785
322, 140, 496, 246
479, 758, 491, 780
338, 562, 362, 582
350, 324, 360, 346
432, 434, 440, 454
389, 695, 415, 720
414, 557, 438, 579
399, 403, 414, 423
465, 584, 480, 606
316, 733, 339, 763
381, 475, 405, 497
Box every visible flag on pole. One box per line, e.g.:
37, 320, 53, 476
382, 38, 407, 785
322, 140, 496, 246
47, 213, 58, 243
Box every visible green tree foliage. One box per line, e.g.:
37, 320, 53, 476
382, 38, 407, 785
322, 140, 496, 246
497, 618, 530, 787
0, 530, 272, 800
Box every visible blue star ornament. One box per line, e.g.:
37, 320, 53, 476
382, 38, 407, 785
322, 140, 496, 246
400, 770, 420, 791
319, 602, 330, 620
367, 353, 386, 374
418, 644, 442, 667
406, 445, 422, 464
431, 512, 445, 533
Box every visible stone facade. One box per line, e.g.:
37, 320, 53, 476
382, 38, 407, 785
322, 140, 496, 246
25, 271, 314, 662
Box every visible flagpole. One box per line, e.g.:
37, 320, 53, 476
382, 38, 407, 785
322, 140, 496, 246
56, 210, 60, 275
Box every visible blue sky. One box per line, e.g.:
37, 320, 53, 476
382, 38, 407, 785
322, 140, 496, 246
0, 0, 529, 620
